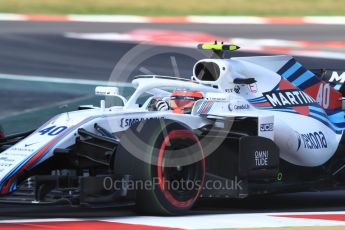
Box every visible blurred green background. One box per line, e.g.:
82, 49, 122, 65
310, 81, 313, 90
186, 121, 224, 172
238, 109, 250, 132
0, 0, 344, 15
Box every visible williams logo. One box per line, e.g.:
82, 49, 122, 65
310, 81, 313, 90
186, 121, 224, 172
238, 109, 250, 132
120, 117, 163, 128
263, 90, 315, 108
248, 83, 258, 93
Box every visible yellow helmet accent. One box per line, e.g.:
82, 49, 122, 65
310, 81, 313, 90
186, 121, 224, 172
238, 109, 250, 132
197, 43, 240, 51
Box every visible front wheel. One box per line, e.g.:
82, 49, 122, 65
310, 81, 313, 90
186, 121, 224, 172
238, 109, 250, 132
114, 119, 205, 215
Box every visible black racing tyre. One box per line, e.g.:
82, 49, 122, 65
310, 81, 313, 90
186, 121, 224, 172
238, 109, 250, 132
114, 119, 205, 215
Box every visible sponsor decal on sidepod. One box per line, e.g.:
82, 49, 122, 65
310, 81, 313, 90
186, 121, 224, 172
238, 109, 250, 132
225, 85, 240, 94
228, 103, 250, 112
120, 117, 163, 128
297, 131, 327, 150
255, 150, 269, 166
260, 123, 274, 132
263, 89, 315, 108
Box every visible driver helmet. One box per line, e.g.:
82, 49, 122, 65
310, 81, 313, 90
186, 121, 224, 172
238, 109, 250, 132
170, 89, 203, 114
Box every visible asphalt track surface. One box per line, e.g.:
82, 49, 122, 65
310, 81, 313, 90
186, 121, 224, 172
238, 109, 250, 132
1, 21, 345, 40
1, 21, 345, 219
1, 191, 345, 219
0, 21, 345, 80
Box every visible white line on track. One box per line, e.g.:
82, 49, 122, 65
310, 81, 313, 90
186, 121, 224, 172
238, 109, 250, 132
64, 32, 345, 60
187, 16, 267, 24
0, 13, 26, 21
68, 15, 150, 23
0, 73, 132, 87
2, 14, 345, 25
0, 211, 345, 229
99, 212, 345, 229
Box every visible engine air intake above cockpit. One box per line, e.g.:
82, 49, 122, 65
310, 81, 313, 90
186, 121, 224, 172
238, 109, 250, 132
194, 61, 220, 81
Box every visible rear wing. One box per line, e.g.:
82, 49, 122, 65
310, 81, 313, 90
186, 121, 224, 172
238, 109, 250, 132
312, 69, 345, 94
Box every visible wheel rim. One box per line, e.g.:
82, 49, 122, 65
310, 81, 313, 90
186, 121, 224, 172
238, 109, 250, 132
157, 130, 205, 208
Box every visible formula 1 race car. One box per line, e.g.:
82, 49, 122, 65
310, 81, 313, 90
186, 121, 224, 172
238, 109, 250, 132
1, 43, 345, 215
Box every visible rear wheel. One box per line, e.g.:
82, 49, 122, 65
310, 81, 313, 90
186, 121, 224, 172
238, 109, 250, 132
114, 119, 205, 215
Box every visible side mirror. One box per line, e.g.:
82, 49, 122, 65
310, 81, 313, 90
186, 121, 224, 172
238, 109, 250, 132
95, 86, 119, 96
95, 86, 127, 106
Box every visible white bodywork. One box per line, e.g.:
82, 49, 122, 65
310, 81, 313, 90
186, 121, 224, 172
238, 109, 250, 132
0, 55, 342, 194
193, 56, 341, 167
